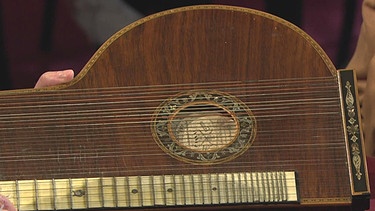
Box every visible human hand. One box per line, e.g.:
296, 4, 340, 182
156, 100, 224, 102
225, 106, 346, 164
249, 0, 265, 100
347, 0, 375, 156
34, 69, 75, 88
0, 194, 16, 211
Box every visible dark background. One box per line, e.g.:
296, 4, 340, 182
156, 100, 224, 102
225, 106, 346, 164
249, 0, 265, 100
0, 0, 362, 90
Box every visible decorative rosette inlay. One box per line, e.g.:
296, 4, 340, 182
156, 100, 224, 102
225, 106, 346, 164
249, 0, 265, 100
152, 90, 257, 164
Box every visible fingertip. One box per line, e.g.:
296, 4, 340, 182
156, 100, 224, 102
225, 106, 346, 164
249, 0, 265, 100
58, 69, 75, 80
34, 69, 75, 88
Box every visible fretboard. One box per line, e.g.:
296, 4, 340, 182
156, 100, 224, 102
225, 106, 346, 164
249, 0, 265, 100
0, 171, 298, 210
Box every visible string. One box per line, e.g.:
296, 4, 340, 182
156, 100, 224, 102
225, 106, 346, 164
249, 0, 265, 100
0, 119, 344, 149
0, 109, 344, 154
2, 76, 337, 96
0, 76, 338, 103
0, 76, 352, 195
0, 87, 340, 121
2, 155, 346, 178
1, 122, 344, 143
0, 78, 340, 136
0, 95, 339, 116
0, 78, 343, 145
0, 108, 340, 130
2, 138, 346, 155
0, 99, 346, 154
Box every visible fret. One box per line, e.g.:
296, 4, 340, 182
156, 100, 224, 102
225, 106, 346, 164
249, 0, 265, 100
274, 172, 280, 201
183, 174, 194, 205
113, 177, 119, 208
270, 172, 276, 202
201, 174, 211, 204
0, 171, 298, 210
199, 174, 205, 204
100, 177, 105, 207
34, 179, 39, 210
210, 174, 219, 204
234, 173, 241, 202
251, 172, 259, 202
261, 172, 266, 202
263, 172, 270, 202
162, 174, 167, 206
86, 178, 101, 208
268, 172, 274, 202
17, 180, 36, 211
53, 179, 71, 210
69, 178, 73, 209
15, 180, 20, 211
150, 175, 156, 206
260, 173, 266, 202
164, 175, 176, 206
152, 175, 165, 206
85, 178, 90, 208
70, 178, 87, 209
277, 171, 284, 202
285, 172, 298, 202
192, 174, 203, 205
268, 172, 275, 202
232, 173, 241, 203
125, 176, 131, 206
102, 177, 116, 207
137, 176, 144, 206
261, 172, 267, 202
226, 173, 235, 203
239, 173, 247, 203
140, 176, 154, 206
172, 175, 178, 205
281, 171, 287, 201
36, 179, 54, 210
128, 176, 142, 207
52, 179, 57, 210
243, 173, 249, 203
246, 173, 253, 203
218, 173, 227, 204
231, 173, 237, 203
275, 172, 281, 202
114, 177, 129, 207
192, 174, 198, 205
174, 175, 185, 205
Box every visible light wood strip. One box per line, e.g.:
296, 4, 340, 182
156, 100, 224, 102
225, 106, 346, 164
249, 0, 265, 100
0, 171, 298, 210
140, 176, 154, 206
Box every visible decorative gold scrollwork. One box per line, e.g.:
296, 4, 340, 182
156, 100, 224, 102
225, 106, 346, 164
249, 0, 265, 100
345, 81, 362, 180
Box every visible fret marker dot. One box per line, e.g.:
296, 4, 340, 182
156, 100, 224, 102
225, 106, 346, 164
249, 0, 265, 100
131, 189, 138, 194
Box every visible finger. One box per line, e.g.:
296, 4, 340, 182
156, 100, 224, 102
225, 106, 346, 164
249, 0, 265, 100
357, 79, 366, 107
34, 69, 75, 88
0, 195, 17, 211
347, 0, 375, 79
362, 0, 375, 51
362, 56, 375, 156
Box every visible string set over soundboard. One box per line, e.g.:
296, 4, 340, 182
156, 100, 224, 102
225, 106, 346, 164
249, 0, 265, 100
0, 5, 370, 211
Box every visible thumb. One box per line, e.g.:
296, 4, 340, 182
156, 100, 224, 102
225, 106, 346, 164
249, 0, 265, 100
34, 69, 75, 88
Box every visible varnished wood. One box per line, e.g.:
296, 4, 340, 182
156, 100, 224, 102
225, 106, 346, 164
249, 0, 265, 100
0, 5, 369, 211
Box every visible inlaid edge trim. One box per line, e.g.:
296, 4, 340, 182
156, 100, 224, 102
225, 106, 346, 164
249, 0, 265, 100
338, 69, 370, 196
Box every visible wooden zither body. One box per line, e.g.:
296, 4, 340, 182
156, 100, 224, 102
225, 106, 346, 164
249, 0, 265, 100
0, 5, 370, 211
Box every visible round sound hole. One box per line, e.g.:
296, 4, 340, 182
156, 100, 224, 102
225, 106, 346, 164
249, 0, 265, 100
169, 103, 238, 152
152, 90, 256, 164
